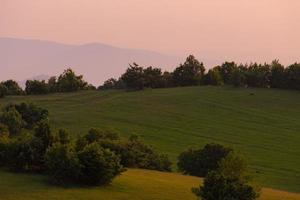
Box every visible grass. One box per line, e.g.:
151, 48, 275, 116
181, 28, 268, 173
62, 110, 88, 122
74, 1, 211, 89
0, 169, 299, 200
0, 86, 300, 193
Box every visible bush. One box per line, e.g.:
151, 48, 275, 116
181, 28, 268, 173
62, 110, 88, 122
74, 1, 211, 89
192, 152, 260, 200
7, 133, 44, 172
119, 135, 172, 171
177, 143, 232, 177
77, 143, 123, 185
0, 107, 24, 135
25, 80, 49, 95
0, 83, 8, 98
0, 80, 23, 95
0, 132, 10, 166
5, 102, 49, 129
45, 143, 81, 184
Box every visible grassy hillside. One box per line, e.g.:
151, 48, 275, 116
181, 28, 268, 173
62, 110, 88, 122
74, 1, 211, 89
1, 86, 300, 192
0, 169, 299, 200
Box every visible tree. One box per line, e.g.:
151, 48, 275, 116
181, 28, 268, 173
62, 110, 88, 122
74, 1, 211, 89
57, 68, 87, 92
270, 60, 285, 88
0, 83, 8, 98
7, 102, 49, 129
177, 143, 232, 177
25, 80, 49, 95
118, 135, 172, 171
6, 133, 45, 172
245, 63, 271, 88
0, 107, 24, 135
219, 62, 237, 84
143, 66, 163, 88
285, 63, 300, 90
0, 131, 9, 166
232, 67, 246, 87
203, 68, 224, 86
100, 78, 119, 90
45, 143, 81, 184
48, 76, 58, 93
173, 55, 205, 86
1, 80, 23, 95
192, 152, 260, 200
121, 63, 145, 90
77, 143, 123, 185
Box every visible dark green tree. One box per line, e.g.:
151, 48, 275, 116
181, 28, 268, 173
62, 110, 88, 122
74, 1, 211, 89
57, 68, 87, 92
143, 66, 164, 88
173, 55, 205, 86
0, 107, 24, 135
1, 80, 23, 95
270, 60, 285, 88
121, 63, 145, 90
45, 143, 81, 184
25, 80, 49, 95
178, 143, 232, 177
192, 152, 260, 200
77, 143, 123, 185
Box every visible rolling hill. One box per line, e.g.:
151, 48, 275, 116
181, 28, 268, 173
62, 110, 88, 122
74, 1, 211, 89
0, 86, 300, 193
0, 37, 181, 86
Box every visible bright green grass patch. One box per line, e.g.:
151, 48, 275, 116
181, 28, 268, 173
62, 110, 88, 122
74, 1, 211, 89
0, 86, 300, 192
0, 169, 299, 200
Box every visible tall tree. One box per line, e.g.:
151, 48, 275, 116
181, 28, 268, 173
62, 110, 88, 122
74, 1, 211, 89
173, 55, 205, 86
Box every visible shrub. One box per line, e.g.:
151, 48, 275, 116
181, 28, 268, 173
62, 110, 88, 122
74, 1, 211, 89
7, 133, 44, 172
0, 107, 24, 135
0, 132, 10, 166
0, 83, 8, 98
25, 80, 49, 95
12, 102, 49, 129
178, 143, 232, 177
119, 135, 172, 171
192, 152, 260, 200
54, 129, 71, 145
0, 80, 23, 95
77, 143, 123, 185
45, 143, 81, 184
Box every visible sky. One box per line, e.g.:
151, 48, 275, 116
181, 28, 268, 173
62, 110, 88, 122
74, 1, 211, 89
1, 0, 300, 65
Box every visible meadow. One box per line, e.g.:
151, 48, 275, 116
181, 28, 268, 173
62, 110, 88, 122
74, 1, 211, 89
1, 169, 300, 200
0, 86, 300, 193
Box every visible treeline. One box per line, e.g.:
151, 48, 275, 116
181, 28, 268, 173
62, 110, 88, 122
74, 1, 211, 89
0, 69, 96, 98
100, 55, 300, 91
0, 102, 171, 185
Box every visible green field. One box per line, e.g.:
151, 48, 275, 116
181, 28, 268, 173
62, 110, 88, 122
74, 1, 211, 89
0, 169, 300, 200
1, 86, 300, 193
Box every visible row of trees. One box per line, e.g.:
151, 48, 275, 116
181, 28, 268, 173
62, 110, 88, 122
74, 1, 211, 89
100, 56, 300, 91
0, 103, 171, 185
0, 69, 96, 98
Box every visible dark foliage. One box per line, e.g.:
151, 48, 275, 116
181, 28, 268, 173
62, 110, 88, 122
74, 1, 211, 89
5, 102, 49, 129
173, 55, 205, 86
77, 143, 123, 185
0, 80, 23, 95
25, 80, 49, 95
121, 63, 145, 90
192, 152, 260, 200
177, 143, 232, 177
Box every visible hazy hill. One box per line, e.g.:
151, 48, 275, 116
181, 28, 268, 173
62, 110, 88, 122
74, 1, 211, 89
0, 37, 181, 86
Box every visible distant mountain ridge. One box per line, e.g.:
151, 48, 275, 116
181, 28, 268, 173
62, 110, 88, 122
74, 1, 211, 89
0, 37, 181, 86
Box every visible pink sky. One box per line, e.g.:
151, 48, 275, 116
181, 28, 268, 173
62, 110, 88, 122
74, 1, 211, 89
1, 0, 300, 65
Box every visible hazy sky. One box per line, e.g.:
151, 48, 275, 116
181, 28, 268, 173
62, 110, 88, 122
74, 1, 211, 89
1, 0, 300, 65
